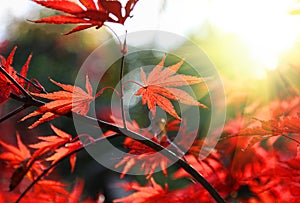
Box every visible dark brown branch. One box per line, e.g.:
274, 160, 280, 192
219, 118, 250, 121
16, 72, 47, 94
0, 66, 32, 99
4, 80, 225, 203
0, 104, 29, 123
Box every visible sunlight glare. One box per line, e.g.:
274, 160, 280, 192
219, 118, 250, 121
209, 0, 300, 78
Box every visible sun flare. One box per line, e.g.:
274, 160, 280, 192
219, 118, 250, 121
209, 0, 300, 78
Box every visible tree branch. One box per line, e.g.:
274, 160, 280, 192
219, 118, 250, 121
0, 66, 32, 99
4, 80, 225, 203
16, 72, 47, 94
15, 134, 121, 203
0, 104, 29, 123
119, 31, 127, 129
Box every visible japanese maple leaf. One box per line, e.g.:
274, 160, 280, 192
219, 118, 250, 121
31, 0, 139, 35
237, 114, 300, 149
46, 140, 82, 172
0, 46, 31, 104
28, 124, 79, 172
113, 178, 167, 203
0, 133, 31, 167
135, 55, 207, 120
108, 116, 171, 179
33, 180, 69, 201
0, 133, 43, 190
29, 125, 81, 172
29, 124, 72, 150
20, 75, 95, 129
115, 136, 171, 179
114, 178, 220, 203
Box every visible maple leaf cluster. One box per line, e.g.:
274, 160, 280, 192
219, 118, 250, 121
1, 0, 300, 202
114, 96, 300, 202
0, 46, 98, 200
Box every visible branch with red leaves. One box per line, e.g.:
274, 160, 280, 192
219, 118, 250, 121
0, 1, 227, 202
0, 53, 225, 202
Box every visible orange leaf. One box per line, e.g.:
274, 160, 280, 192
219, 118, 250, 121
31, 0, 139, 34
21, 75, 94, 129
135, 55, 207, 120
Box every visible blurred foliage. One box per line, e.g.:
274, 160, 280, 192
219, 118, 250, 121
0, 9, 126, 202
189, 24, 300, 120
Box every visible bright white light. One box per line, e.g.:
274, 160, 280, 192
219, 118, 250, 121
1, 0, 299, 79
0, 1, 33, 41
209, 0, 300, 78
113, 0, 210, 36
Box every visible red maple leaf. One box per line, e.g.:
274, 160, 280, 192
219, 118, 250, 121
46, 140, 82, 173
237, 113, 300, 149
0, 46, 31, 104
29, 124, 72, 150
28, 124, 82, 172
0, 133, 43, 191
115, 136, 171, 179
20, 75, 96, 129
135, 55, 207, 120
243, 153, 300, 202
32, 179, 69, 202
28, 124, 84, 172
31, 0, 139, 35
114, 178, 225, 203
0, 133, 31, 167
113, 178, 167, 203
108, 116, 171, 179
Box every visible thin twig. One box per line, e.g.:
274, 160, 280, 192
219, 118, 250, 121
8, 85, 225, 203
119, 31, 127, 129
15, 134, 121, 203
16, 72, 47, 94
0, 66, 32, 99
103, 24, 122, 47
282, 134, 300, 145
0, 104, 29, 123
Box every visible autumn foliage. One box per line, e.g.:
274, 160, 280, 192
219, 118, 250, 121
1, 1, 300, 203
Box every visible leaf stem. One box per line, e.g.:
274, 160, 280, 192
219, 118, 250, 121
94, 86, 121, 99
